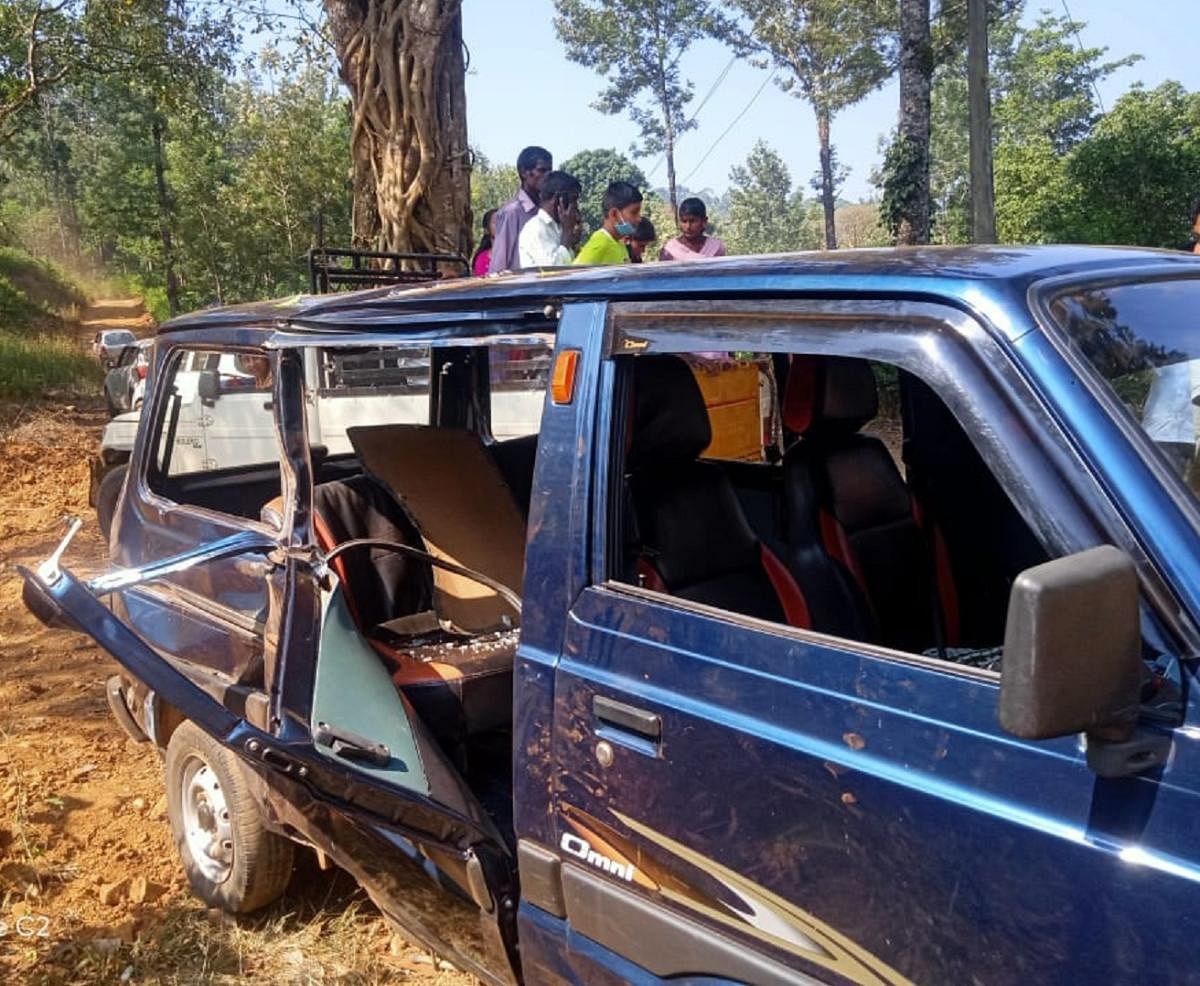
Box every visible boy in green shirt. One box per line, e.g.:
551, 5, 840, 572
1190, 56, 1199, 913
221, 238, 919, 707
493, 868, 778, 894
574, 181, 643, 265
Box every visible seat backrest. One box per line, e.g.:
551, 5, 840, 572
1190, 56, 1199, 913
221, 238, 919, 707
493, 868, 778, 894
348, 424, 526, 635
312, 474, 433, 631
628, 355, 808, 628
782, 356, 941, 651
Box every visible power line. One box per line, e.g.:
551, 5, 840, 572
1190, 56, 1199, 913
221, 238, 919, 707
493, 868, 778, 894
681, 70, 776, 185
1059, 0, 1105, 114
646, 54, 737, 180
690, 56, 736, 123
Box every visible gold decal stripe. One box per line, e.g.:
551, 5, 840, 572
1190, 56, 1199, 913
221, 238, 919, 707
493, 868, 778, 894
613, 810, 916, 986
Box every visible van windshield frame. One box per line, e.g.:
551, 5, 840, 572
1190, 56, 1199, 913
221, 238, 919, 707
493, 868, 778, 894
1038, 272, 1200, 532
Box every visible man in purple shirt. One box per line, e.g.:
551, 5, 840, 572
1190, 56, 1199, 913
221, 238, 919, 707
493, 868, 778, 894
488, 146, 552, 274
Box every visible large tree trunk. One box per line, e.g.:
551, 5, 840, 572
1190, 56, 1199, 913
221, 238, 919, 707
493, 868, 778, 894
896, 0, 932, 245
150, 113, 180, 317
816, 110, 837, 250
325, 0, 471, 259
967, 0, 996, 242
665, 129, 677, 216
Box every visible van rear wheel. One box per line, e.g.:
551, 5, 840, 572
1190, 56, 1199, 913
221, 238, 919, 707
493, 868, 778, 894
165, 720, 294, 913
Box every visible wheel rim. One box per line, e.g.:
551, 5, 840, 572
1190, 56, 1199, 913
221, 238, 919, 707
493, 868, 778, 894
180, 755, 234, 883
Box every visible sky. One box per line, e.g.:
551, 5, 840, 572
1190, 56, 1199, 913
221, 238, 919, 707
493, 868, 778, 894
460, 0, 1198, 202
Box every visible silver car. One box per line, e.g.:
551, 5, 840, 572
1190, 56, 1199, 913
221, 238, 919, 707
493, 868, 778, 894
102, 339, 151, 415
91, 328, 137, 368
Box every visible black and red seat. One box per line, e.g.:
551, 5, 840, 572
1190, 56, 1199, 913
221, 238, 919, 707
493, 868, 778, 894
309, 473, 514, 746
780, 356, 958, 652
626, 355, 810, 628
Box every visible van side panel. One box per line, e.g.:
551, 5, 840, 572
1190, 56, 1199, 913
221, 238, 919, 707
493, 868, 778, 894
514, 302, 607, 976
514, 301, 607, 847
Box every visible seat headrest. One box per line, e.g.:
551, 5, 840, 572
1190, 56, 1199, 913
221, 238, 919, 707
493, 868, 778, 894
782, 356, 878, 438
629, 355, 712, 468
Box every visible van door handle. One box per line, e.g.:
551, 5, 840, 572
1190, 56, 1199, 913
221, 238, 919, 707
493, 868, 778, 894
593, 696, 661, 741
314, 721, 391, 767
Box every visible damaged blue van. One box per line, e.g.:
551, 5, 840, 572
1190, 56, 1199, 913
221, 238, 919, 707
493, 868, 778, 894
20, 245, 1200, 985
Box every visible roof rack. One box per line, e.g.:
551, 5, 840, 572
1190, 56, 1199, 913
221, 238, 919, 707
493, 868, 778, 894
308, 248, 470, 294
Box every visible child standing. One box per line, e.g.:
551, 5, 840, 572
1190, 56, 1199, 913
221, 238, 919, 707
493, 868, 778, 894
574, 181, 643, 265
660, 197, 726, 261
626, 217, 657, 262
471, 209, 498, 276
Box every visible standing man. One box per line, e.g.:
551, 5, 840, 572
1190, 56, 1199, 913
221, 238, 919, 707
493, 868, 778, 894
519, 171, 582, 268
489, 146, 553, 274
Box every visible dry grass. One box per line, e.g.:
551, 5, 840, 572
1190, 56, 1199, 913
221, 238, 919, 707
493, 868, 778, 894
18, 861, 475, 985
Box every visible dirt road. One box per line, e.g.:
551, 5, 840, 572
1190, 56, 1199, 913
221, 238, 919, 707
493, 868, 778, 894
0, 303, 470, 984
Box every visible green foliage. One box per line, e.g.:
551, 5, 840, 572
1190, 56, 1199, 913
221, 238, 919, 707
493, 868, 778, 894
2, 1, 238, 140
3, 31, 351, 313
991, 15, 1139, 155
724, 140, 818, 255
1062, 83, 1200, 248
561, 148, 648, 232
471, 152, 520, 221
0, 246, 95, 398
906, 6, 1138, 244
164, 58, 353, 304
910, 6, 1197, 250
726, 0, 896, 117
993, 138, 1072, 244
878, 133, 927, 239
639, 193, 676, 258
0, 332, 100, 398
553, 0, 729, 204
107, 271, 171, 323
0, 247, 86, 325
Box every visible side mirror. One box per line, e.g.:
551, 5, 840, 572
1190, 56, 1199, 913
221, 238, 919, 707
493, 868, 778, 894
998, 545, 1169, 777
197, 368, 221, 403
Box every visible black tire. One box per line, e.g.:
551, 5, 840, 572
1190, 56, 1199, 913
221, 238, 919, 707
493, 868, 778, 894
165, 720, 294, 913
95, 463, 127, 542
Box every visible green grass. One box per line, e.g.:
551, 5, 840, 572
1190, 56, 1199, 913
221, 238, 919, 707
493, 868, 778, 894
0, 332, 101, 399
107, 270, 171, 322
0, 247, 97, 399
0, 247, 87, 327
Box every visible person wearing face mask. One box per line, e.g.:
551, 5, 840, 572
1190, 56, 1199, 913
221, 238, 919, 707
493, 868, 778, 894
519, 171, 582, 268
574, 181, 643, 265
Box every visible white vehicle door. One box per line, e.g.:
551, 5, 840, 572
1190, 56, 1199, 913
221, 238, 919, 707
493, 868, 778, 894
308, 346, 431, 454
160, 351, 214, 474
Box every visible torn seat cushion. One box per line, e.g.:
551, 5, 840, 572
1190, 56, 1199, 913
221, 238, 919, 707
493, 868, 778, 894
348, 424, 526, 635
310, 475, 512, 739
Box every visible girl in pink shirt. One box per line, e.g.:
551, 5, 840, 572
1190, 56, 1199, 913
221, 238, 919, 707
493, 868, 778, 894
471, 208, 498, 276
659, 197, 727, 261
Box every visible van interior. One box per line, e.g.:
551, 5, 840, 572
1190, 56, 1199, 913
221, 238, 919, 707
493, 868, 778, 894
191, 335, 1049, 847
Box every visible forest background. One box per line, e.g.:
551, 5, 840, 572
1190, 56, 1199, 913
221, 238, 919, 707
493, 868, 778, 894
1, 0, 1197, 330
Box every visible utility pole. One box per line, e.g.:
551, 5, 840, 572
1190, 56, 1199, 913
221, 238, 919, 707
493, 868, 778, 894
967, 0, 996, 243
